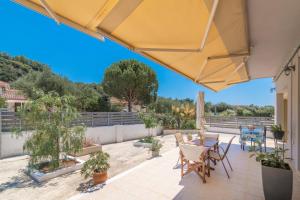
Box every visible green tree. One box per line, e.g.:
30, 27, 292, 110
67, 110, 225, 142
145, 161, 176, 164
102, 60, 158, 112
0, 52, 47, 82
16, 91, 85, 170
0, 97, 6, 108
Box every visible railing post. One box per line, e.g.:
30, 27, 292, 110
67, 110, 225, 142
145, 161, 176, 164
121, 112, 124, 125
107, 112, 110, 126
91, 112, 94, 127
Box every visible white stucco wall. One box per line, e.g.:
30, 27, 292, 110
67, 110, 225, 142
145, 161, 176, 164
275, 49, 300, 171
0, 124, 162, 159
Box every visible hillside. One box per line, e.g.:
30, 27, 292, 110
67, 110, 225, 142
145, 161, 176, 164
0, 52, 48, 82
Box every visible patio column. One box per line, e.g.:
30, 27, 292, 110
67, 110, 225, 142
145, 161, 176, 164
275, 93, 284, 127
196, 92, 205, 134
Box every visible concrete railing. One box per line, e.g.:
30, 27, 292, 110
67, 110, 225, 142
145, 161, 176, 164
0, 124, 163, 159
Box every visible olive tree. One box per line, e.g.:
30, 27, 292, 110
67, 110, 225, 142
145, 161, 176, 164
16, 91, 85, 170
102, 60, 158, 112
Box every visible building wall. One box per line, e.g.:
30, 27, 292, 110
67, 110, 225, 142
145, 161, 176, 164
275, 49, 300, 171
0, 124, 162, 159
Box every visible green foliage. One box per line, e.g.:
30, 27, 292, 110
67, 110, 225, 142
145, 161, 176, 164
81, 151, 110, 179
0, 52, 112, 112
250, 145, 289, 170
150, 139, 163, 152
219, 109, 236, 116
139, 112, 158, 129
0, 97, 6, 108
138, 136, 155, 143
271, 124, 283, 133
0, 53, 48, 82
102, 60, 158, 112
181, 119, 196, 129
11, 69, 111, 112
204, 101, 274, 117
15, 91, 85, 170
149, 97, 194, 114
157, 113, 178, 129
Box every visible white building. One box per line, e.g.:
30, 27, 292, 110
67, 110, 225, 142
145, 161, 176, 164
0, 81, 27, 112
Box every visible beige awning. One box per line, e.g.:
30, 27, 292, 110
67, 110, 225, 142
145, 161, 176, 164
15, 0, 250, 91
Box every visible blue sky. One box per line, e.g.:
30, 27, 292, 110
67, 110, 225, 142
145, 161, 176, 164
0, 1, 274, 106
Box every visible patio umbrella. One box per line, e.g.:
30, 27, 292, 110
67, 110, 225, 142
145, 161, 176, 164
15, 0, 250, 91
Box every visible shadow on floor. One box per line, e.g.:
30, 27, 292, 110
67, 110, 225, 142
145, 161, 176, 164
0, 169, 43, 192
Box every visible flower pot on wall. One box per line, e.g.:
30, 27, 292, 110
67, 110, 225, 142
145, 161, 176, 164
261, 164, 293, 200
93, 171, 108, 185
273, 130, 284, 140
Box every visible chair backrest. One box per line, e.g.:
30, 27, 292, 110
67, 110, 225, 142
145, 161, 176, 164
175, 132, 184, 145
179, 144, 207, 162
221, 136, 236, 159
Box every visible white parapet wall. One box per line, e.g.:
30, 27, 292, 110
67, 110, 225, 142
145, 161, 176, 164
0, 124, 162, 159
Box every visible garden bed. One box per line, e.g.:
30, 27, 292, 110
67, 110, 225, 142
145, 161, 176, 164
26, 156, 85, 183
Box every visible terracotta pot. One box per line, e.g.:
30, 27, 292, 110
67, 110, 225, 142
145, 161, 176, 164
93, 171, 108, 185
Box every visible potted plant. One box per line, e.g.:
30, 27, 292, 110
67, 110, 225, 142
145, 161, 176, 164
150, 139, 163, 157
271, 124, 285, 140
81, 151, 110, 185
250, 147, 293, 200
14, 91, 86, 182
139, 112, 158, 136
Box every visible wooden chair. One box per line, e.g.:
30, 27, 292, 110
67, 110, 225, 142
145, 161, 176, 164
175, 132, 184, 146
209, 136, 235, 178
179, 143, 210, 183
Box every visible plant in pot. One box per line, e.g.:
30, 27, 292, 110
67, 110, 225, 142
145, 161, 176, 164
271, 124, 285, 140
250, 145, 293, 200
81, 151, 110, 185
187, 133, 193, 141
150, 139, 163, 157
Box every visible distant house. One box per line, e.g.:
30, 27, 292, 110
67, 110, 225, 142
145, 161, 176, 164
0, 81, 27, 112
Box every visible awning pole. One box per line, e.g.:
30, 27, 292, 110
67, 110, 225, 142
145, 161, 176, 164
200, 0, 219, 50
39, 0, 60, 24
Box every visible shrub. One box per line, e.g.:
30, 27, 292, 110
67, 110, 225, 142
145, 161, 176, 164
15, 91, 85, 170
81, 151, 110, 179
139, 136, 155, 143
181, 119, 196, 129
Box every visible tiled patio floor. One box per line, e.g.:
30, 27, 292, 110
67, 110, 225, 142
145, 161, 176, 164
69, 134, 300, 200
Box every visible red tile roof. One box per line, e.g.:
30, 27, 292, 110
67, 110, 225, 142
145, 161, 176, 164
0, 81, 27, 101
